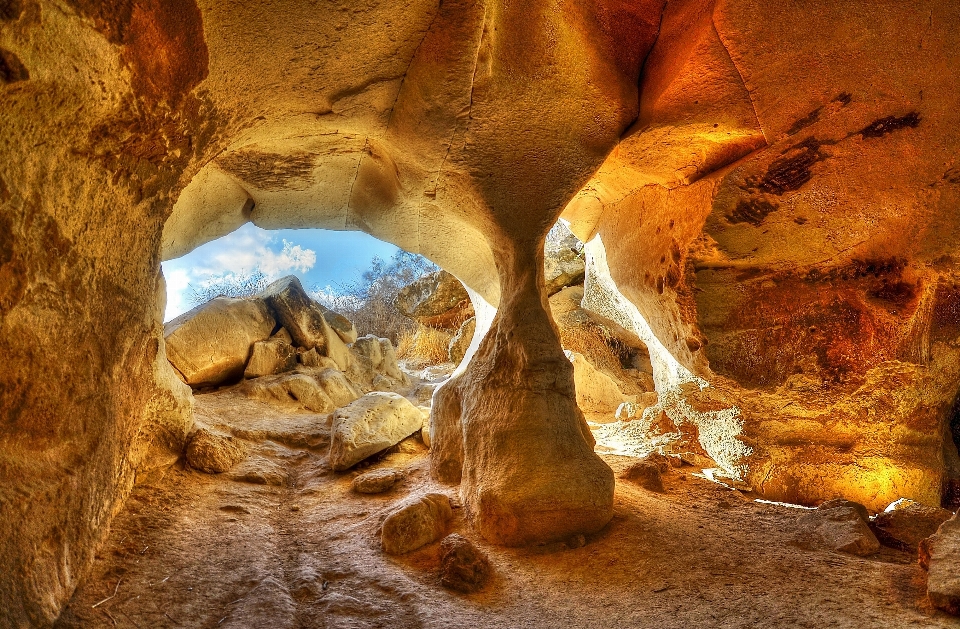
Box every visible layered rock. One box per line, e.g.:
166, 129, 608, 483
164, 297, 276, 387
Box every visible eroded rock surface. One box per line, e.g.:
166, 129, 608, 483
872, 499, 953, 551
353, 467, 404, 494
395, 271, 473, 330
380, 493, 453, 555
439, 533, 492, 593
330, 393, 423, 471
795, 499, 880, 556
186, 425, 249, 474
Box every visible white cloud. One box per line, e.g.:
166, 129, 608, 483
161, 225, 317, 322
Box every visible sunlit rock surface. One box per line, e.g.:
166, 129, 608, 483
1, 0, 959, 623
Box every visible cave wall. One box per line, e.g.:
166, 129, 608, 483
563, 0, 960, 509
2, 0, 960, 625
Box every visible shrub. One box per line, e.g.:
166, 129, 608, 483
315, 250, 438, 342
397, 325, 453, 364
186, 269, 270, 306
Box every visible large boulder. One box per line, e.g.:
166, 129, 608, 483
920, 512, 960, 615
394, 270, 473, 329
164, 297, 276, 387
329, 393, 423, 471
380, 493, 453, 555
349, 336, 408, 391
259, 276, 351, 369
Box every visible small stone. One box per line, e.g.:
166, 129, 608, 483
186, 426, 248, 473
618, 460, 664, 492
439, 534, 491, 593
381, 493, 453, 555
795, 499, 880, 556
353, 468, 403, 494
872, 499, 953, 551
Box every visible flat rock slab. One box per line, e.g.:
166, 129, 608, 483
330, 393, 423, 471
381, 493, 453, 555
795, 499, 880, 556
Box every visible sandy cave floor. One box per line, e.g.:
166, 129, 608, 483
55, 384, 957, 629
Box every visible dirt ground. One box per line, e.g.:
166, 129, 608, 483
56, 385, 955, 629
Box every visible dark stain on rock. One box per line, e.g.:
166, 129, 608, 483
786, 93, 852, 136
833, 92, 852, 106
218, 150, 318, 192
65, 0, 208, 105
0, 48, 29, 84
786, 108, 821, 136
794, 216, 808, 225
0, 0, 23, 20
859, 112, 920, 138
728, 198, 779, 225
757, 137, 828, 195
943, 167, 960, 185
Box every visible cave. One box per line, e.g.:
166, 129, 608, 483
2, 0, 960, 626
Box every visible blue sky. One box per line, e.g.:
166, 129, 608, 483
162, 223, 402, 321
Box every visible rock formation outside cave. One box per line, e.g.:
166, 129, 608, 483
2, 0, 960, 626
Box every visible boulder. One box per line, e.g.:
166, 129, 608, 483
321, 307, 358, 344
259, 276, 341, 358
164, 297, 276, 387
544, 223, 585, 296
349, 335, 408, 391
565, 350, 625, 420
329, 393, 424, 471
439, 534, 492, 593
186, 426, 248, 473
615, 392, 659, 420
298, 348, 338, 370
352, 467, 404, 494
871, 499, 953, 551
244, 373, 336, 413
919, 512, 960, 615
448, 317, 476, 365
244, 338, 297, 379
272, 327, 293, 344
618, 460, 665, 492
795, 499, 880, 556
394, 270, 473, 329
380, 493, 453, 555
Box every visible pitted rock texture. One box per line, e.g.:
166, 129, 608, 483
330, 393, 423, 471
439, 533, 492, 593
186, 425, 249, 474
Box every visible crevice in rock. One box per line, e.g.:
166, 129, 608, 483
712, 17, 768, 145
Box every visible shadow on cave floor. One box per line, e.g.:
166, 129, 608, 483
55, 387, 951, 629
